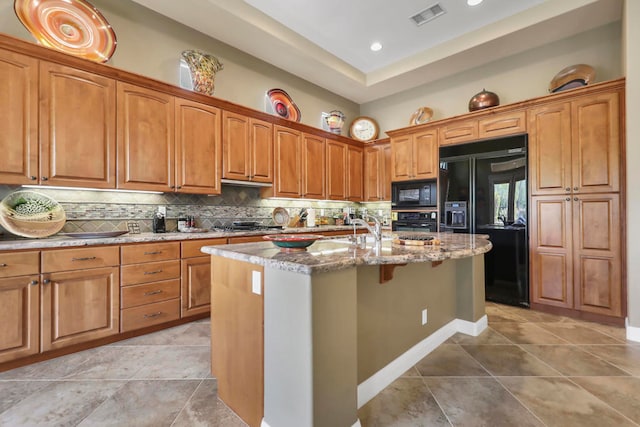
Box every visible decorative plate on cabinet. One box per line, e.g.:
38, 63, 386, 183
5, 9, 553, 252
272, 207, 290, 226
14, 0, 117, 63
409, 107, 433, 125
266, 88, 301, 122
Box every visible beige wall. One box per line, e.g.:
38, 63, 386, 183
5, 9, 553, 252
624, 1, 639, 328
0, 0, 359, 129
361, 22, 622, 135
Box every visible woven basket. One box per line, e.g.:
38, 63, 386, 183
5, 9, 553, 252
0, 191, 66, 238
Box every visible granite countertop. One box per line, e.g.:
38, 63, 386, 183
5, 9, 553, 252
201, 232, 492, 275
0, 225, 365, 251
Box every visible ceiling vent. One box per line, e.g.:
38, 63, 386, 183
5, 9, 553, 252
410, 3, 446, 26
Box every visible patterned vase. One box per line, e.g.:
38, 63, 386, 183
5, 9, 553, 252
181, 50, 224, 95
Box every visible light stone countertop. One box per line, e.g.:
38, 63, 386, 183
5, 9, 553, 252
201, 232, 492, 275
0, 225, 363, 251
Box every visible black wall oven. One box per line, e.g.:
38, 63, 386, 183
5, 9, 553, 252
392, 211, 438, 232
391, 179, 437, 209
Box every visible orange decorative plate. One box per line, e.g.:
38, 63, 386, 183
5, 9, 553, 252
267, 88, 301, 122
14, 0, 117, 63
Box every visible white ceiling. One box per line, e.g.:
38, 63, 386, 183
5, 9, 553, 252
130, 0, 623, 103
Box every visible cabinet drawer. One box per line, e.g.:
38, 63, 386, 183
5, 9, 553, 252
121, 259, 180, 286
121, 242, 179, 265
479, 111, 526, 139
0, 251, 40, 278
181, 238, 226, 258
228, 235, 266, 244
121, 298, 180, 332
42, 246, 119, 273
121, 279, 180, 309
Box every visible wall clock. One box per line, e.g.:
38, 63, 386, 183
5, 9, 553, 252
349, 116, 379, 142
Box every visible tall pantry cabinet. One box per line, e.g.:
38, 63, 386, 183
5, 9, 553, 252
528, 88, 624, 320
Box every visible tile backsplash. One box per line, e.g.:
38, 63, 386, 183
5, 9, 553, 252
0, 185, 391, 234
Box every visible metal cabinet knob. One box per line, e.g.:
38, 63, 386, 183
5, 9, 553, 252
566, 197, 571, 201
41, 176, 48, 181
565, 187, 571, 191
29, 176, 37, 180
574, 187, 578, 191
29, 279, 38, 286
43, 279, 51, 284
574, 197, 578, 201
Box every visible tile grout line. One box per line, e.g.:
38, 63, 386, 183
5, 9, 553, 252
169, 378, 205, 427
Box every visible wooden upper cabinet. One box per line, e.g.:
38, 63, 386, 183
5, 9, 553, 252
302, 133, 326, 199
390, 130, 437, 182
222, 111, 273, 183
326, 139, 347, 200
117, 82, 175, 191
0, 50, 38, 185
40, 62, 116, 188
528, 102, 572, 196
571, 92, 620, 194
346, 145, 364, 201
365, 143, 392, 202
272, 125, 302, 198
176, 99, 221, 194
529, 93, 620, 196
413, 130, 438, 180
439, 120, 478, 146
478, 111, 526, 139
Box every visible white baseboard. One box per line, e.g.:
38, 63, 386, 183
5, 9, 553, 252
357, 315, 488, 408
626, 318, 640, 343
261, 421, 270, 427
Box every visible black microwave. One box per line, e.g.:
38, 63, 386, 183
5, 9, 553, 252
391, 180, 437, 208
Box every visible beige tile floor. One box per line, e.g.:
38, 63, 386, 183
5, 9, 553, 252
1, 304, 639, 426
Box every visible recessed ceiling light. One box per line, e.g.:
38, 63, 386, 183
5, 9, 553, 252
370, 41, 383, 52
467, 0, 483, 5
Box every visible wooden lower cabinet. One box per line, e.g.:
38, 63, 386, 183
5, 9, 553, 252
41, 266, 120, 351
181, 238, 226, 317
530, 193, 622, 318
0, 275, 40, 363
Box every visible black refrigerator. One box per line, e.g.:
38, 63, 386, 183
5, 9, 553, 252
439, 136, 529, 307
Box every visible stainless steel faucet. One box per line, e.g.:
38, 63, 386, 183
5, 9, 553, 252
351, 215, 382, 243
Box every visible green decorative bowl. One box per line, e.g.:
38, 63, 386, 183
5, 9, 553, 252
263, 234, 323, 250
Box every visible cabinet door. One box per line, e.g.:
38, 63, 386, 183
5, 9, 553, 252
390, 135, 413, 182
0, 275, 39, 363
439, 120, 478, 146
222, 111, 251, 181
42, 266, 119, 351
364, 146, 382, 201
346, 145, 364, 201
117, 82, 175, 191
181, 256, 211, 317
176, 99, 221, 194
40, 62, 116, 188
571, 92, 620, 194
326, 139, 346, 200
413, 130, 438, 180
250, 118, 273, 183
529, 195, 573, 308
381, 144, 392, 201
572, 193, 622, 317
528, 102, 572, 196
479, 111, 526, 139
302, 134, 326, 199
273, 125, 301, 198
0, 50, 38, 185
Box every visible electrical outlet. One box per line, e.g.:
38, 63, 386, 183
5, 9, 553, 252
421, 309, 428, 325
157, 206, 166, 215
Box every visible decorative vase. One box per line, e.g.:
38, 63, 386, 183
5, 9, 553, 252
325, 110, 345, 134
468, 88, 499, 111
180, 50, 224, 96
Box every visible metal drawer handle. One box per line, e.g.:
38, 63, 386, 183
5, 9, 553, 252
144, 289, 163, 296
143, 269, 163, 275
143, 312, 163, 319
144, 251, 162, 255
0, 263, 7, 268
72, 256, 97, 262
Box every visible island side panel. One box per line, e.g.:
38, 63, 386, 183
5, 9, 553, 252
356, 260, 458, 383
455, 254, 486, 323
264, 267, 359, 427
211, 256, 264, 427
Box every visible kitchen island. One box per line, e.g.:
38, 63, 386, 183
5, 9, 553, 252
202, 232, 492, 427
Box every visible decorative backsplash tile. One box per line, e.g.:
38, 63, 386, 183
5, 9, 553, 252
0, 185, 391, 234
